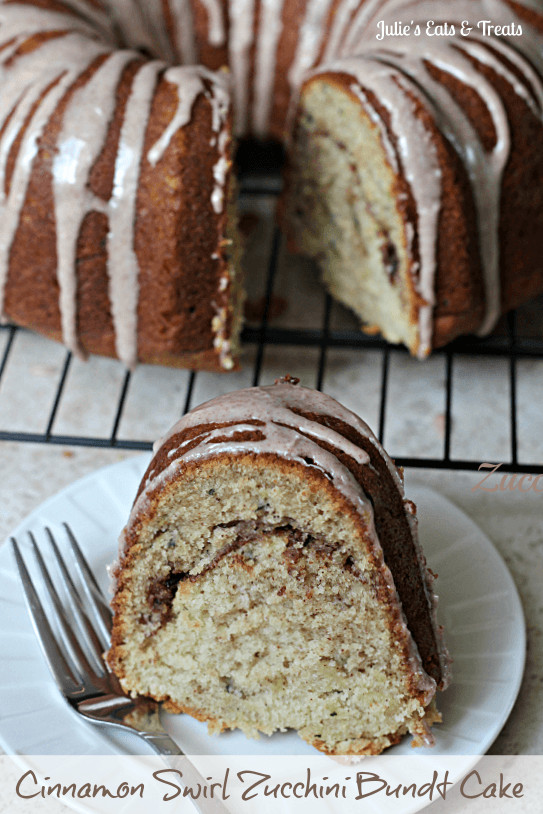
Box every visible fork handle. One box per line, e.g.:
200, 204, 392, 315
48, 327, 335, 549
139, 731, 184, 755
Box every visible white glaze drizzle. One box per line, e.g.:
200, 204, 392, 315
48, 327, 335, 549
156, 380, 403, 491
286, 0, 335, 127
211, 150, 231, 214
167, 422, 372, 512
321, 0, 363, 63
147, 66, 209, 166
107, 60, 163, 368
146, 63, 231, 212
53, 50, 135, 357
0, 25, 109, 320
199, 0, 226, 47
146, 385, 375, 539
252, 0, 285, 137
369, 40, 510, 344
468, 37, 543, 118
204, 70, 232, 213
348, 83, 399, 174
227, 0, 255, 133
414, 40, 510, 336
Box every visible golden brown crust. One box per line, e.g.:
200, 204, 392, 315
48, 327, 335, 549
310, 731, 404, 757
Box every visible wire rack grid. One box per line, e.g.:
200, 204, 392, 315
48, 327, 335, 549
1, 162, 542, 476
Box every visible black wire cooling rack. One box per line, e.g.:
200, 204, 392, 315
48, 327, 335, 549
1, 149, 542, 475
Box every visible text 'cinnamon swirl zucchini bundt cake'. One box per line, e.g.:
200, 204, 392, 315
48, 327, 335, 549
108, 378, 450, 755
1, 1, 542, 368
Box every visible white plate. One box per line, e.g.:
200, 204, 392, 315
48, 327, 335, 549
0, 455, 525, 761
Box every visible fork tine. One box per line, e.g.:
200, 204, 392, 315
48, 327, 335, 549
45, 528, 107, 674
11, 537, 81, 695
29, 532, 104, 687
63, 522, 112, 639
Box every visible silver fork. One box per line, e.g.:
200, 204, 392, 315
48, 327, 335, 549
11, 523, 231, 814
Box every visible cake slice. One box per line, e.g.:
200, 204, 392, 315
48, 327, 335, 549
108, 377, 449, 755
282, 67, 487, 359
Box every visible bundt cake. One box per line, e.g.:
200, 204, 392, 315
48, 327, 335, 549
0, 1, 542, 366
108, 377, 450, 755
283, 1, 543, 357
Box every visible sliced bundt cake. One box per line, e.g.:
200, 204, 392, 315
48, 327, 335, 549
108, 378, 450, 755
1, 2, 543, 365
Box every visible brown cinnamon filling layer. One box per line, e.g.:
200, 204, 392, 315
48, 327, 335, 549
294, 126, 403, 287
144, 519, 348, 631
